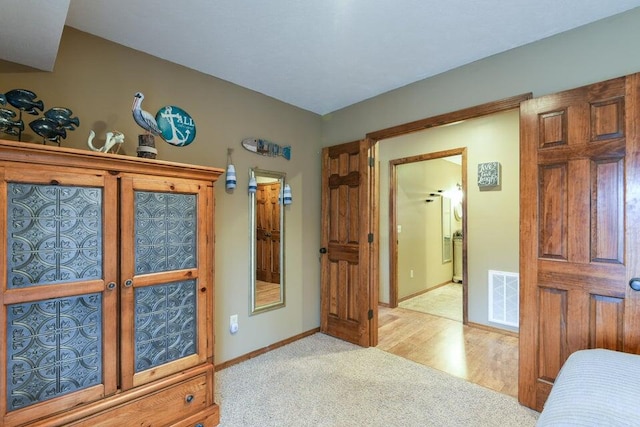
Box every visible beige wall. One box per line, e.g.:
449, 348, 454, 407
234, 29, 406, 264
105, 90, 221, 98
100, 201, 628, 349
396, 159, 461, 300
0, 27, 323, 364
380, 110, 520, 330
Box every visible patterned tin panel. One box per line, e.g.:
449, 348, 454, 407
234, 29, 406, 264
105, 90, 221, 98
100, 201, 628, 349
7, 294, 103, 410
134, 191, 197, 274
7, 183, 102, 288
134, 280, 197, 372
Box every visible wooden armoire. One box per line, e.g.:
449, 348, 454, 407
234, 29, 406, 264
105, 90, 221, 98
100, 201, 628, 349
0, 140, 222, 426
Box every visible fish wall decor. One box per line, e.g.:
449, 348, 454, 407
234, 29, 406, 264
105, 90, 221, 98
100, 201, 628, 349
241, 138, 291, 160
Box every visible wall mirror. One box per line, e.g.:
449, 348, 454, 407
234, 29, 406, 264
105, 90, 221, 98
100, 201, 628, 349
249, 168, 285, 314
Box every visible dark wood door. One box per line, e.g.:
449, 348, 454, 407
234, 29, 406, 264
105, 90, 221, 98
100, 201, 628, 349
519, 73, 640, 411
256, 182, 281, 283
320, 139, 377, 347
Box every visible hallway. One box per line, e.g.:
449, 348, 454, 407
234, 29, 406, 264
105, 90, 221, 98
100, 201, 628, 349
398, 282, 462, 322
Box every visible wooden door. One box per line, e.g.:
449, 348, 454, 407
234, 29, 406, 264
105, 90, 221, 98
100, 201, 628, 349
119, 174, 212, 390
256, 182, 281, 283
519, 73, 640, 411
320, 139, 377, 347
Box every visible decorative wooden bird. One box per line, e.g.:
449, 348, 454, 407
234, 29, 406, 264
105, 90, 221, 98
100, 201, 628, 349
131, 92, 161, 135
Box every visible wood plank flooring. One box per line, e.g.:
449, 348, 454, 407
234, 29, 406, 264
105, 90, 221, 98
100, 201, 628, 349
377, 305, 519, 397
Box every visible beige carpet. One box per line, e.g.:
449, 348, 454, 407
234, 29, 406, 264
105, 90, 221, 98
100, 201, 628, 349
399, 282, 462, 322
215, 333, 538, 426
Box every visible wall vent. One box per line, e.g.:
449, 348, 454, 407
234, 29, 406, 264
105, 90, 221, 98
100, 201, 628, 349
488, 270, 519, 327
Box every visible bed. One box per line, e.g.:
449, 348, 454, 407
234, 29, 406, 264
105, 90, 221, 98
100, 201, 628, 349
537, 348, 640, 426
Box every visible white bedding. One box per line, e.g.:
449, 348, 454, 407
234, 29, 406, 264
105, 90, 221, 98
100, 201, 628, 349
537, 348, 640, 426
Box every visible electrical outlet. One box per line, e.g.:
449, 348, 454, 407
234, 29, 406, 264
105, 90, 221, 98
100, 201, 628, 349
410, 269, 414, 278
229, 314, 238, 334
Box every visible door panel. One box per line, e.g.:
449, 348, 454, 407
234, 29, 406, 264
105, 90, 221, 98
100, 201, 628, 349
119, 175, 210, 390
0, 165, 118, 426
519, 74, 640, 410
256, 182, 281, 283
320, 139, 375, 347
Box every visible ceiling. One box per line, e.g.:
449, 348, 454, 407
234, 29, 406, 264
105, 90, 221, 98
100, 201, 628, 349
2, 1, 640, 115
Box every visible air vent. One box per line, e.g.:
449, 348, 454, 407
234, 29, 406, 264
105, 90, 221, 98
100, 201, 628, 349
488, 270, 519, 327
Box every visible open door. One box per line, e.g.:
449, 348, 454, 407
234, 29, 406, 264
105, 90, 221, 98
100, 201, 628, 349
320, 139, 378, 347
519, 73, 640, 411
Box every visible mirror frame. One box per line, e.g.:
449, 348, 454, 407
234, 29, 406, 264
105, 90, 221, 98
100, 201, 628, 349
249, 168, 286, 315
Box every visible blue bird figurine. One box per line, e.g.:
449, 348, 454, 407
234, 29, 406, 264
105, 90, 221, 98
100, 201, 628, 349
132, 92, 162, 135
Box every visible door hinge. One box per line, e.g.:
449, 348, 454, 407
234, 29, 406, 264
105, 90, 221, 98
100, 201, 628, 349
369, 157, 374, 167
368, 309, 374, 320
368, 233, 374, 243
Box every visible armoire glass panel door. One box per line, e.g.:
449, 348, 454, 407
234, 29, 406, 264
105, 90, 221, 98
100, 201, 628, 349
119, 175, 210, 389
1, 167, 118, 425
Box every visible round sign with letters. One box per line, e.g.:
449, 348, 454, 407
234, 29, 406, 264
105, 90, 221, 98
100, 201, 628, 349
155, 105, 196, 147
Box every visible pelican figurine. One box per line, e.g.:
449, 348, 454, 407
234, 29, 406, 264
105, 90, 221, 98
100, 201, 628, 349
87, 130, 125, 153
131, 92, 161, 135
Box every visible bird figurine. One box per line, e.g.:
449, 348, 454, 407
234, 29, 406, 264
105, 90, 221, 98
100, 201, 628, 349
132, 92, 162, 136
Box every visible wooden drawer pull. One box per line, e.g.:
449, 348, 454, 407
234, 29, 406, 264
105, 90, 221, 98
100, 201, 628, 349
185, 394, 195, 403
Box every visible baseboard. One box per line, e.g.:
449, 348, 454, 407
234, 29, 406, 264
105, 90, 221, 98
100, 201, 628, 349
215, 327, 321, 371
398, 280, 453, 303
467, 321, 519, 338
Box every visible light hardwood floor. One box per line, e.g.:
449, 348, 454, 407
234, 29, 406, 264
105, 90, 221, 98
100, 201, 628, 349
377, 305, 519, 397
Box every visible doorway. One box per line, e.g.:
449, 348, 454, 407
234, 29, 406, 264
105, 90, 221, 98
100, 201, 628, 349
389, 150, 466, 324
320, 93, 530, 349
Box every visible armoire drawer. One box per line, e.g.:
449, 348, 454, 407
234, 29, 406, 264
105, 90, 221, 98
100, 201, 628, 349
68, 374, 210, 427
169, 405, 220, 427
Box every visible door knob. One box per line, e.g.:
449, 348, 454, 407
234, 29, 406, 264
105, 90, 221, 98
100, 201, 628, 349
630, 278, 640, 291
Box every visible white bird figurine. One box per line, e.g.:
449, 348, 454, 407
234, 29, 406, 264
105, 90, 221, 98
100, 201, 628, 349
131, 92, 162, 135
